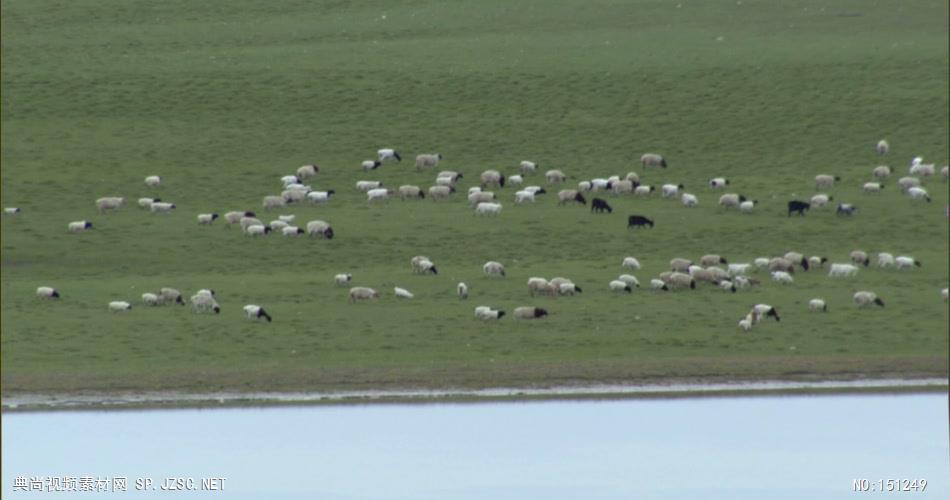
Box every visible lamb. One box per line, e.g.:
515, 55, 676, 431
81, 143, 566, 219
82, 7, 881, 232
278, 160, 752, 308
394, 287, 414, 299
771, 271, 794, 284
627, 215, 654, 228
415, 153, 442, 170
610, 180, 635, 195
410, 256, 438, 274
280, 175, 300, 187
836, 204, 857, 216
850, 250, 870, 266
640, 153, 667, 168
670, 258, 693, 272
557, 190, 586, 205
718, 193, 747, 209
513, 306, 549, 319
149, 202, 176, 213
263, 195, 287, 210
67, 221, 93, 233
738, 200, 757, 213
519, 161, 538, 175
378, 149, 402, 162
225, 211, 256, 226
545, 170, 567, 184
142, 293, 160, 306
356, 180, 382, 192
739, 315, 753, 332
95, 197, 125, 214
876, 139, 889, 155
475, 202, 503, 216
906, 187, 931, 202
240, 217, 264, 232
281, 226, 304, 236
508, 175, 524, 186
828, 263, 859, 277
617, 274, 640, 288
144, 175, 161, 187
297, 164, 319, 178
428, 185, 454, 200
245, 224, 271, 236
870, 165, 891, 180
662, 183, 685, 198
877, 252, 895, 268
244, 304, 273, 322
334, 273, 353, 285
853, 291, 885, 308
109, 301, 132, 312
362, 160, 382, 171
197, 213, 219, 225
895, 256, 921, 269
808, 298, 828, 312
591, 198, 612, 213
480, 170, 506, 188
469, 191, 496, 206
622, 257, 641, 270
438, 171, 464, 183
680, 193, 698, 207
897, 177, 921, 191
609, 280, 633, 293
634, 185, 655, 196
810, 194, 832, 207
752, 304, 780, 322
862, 182, 883, 193
815, 175, 840, 189
515, 190, 536, 204
475, 306, 505, 320
458, 282, 469, 300
787, 200, 810, 216
650, 279, 669, 291
700, 255, 728, 267
307, 190, 336, 204
483, 261, 506, 277
138, 197, 161, 209
718, 280, 737, 293
158, 288, 185, 306
305, 220, 334, 239
349, 286, 380, 302
36, 286, 60, 299
366, 188, 393, 202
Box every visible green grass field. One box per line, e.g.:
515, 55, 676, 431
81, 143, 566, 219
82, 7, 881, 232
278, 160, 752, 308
2, 0, 948, 395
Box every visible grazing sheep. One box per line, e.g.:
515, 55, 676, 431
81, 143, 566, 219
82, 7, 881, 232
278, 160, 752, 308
197, 213, 219, 225
738, 200, 757, 213
398, 185, 425, 200
634, 185, 656, 196
158, 288, 184, 306
475, 306, 505, 321
245, 224, 271, 236
610, 179, 635, 196
190, 292, 221, 313
280, 175, 300, 187
872, 165, 891, 180
895, 256, 921, 269
334, 273, 353, 285
787, 200, 810, 216
513, 306, 549, 319
942, 166, 949, 181
435, 176, 455, 188
438, 171, 464, 183
67, 221, 93, 233
285, 183, 311, 193
244, 304, 273, 322
650, 279, 669, 291
771, 271, 794, 284
591, 198, 613, 213
850, 250, 870, 266
545, 170, 567, 184
281, 226, 304, 236
240, 217, 264, 232
458, 282, 469, 300
897, 177, 921, 191
109, 301, 132, 312
808, 256, 828, 269
709, 177, 729, 188
627, 215, 654, 228
36, 286, 60, 299
307, 190, 335, 204
149, 202, 175, 213
305, 220, 334, 239
141, 293, 160, 306
828, 263, 859, 277
527, 277, 556, 297
416, 153, 442, 170
410, 256, 438, 274
689, 268, 718, 284
906, 186, 931, 202
558, 282, 583, 296
609, 280, 633, 293
876, 139, 889, 155
678, 193, 697, 207
5, 207, 21, 214
297, 164, 319, 178
739, 316, 753, 331
662, 183, 685, 198
514, 190, 536, 204
281, 189, 307, 204
349, 286, 380, 302
96, 197, 126, 214
753, 304, 781, 322
668, 272, 696, 290
622, 257, 641, 270
807, 298, 827, 312
717, 280, 737, 293
617, 274, 640, 288
519, 161, 538, 175
263, 195, 287, 210
469, 191, 496, 206
508, 175, 524, 186
523, 186, 546, 195
144, 175, 161, 187
909, 163, 935, 177
356, 180, 382, 192
557, 190, 586, 205
394, 287, 414, 299
701, 254, 728, 267
863, 182, 883, 193
483, 261, 506, 277
475, 202, 503, 216
640, 153, 667, 168
428, 185, 454, 200
877, 252, 895, 268
836, 203, 857, 216
783, 252, 809, 270
362, 160, 382, 171
590, 178, 611, 191
366, 188, 393, 202
853, 291, 885, 308
480, 170, 505, 188
754, 257, 770, 269
277, 215, 295, 223
815, 174, 840, 189
768, 257, 795, 273
718, 193, 747, 209
225, 211, 256, 226
670, 258, 693, 272
810, 194, 833, 207
138, 197, 161, 209
728, 263, 751, 276
378, 149, 401, 162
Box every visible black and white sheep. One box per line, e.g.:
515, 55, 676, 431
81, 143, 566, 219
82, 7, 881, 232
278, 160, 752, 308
36, 286, 60, 299
67, 221, 93, 233
306, 220, 334, 239
815, 175, 841, 189
197, 213, 219, 225
297, 164, 319, 178
483, 261, 506, 277
144, 175, 161, 187
480, 170, 505, 188
109, 301, 132, 312
836, 203, 858, 216
399, 185, 425, 200
640, 153, 667, 168
349, 286, 380, 302
557, 190, 586, 205
513, 306, 548, 319
244, 304, 273, 322
378, 149, 401, 162
853, 291, 884, 308
415, 153, 442, 169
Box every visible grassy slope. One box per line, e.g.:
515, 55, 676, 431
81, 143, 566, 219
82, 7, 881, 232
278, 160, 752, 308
1, 0, 948, 393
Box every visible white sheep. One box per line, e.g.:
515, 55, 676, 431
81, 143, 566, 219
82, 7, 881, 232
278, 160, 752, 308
709, 177, 729, 188
578, 181, 593, 192
808, 256, 828, 268
349, 286, 380, 302
942, 166, 949, 181
508, 175, 524, 186
754, 257, 770, 269
483, 261, 506, 277
67, 221, 93, 233
224, 211, 256, 226
815, 175, 840, 189
197, 213, 219, 225
622, 257, 641, 270
428, 185, 454, 200
366, 188, 393, 202
269, 220, 289, 231
662, 183, 684, 198
277, 215, 295, 223
634, 185, 655, 196
728, 263, 751, 276
398, 185, 425, 200
519, 161, 538, 175
810, 194, 832, 207
514, 190, 535, 203
297, 164, 318, 179
144, 175, 161, 187
474, 306, 505, 320
876, 139, 889, 155
307, 190, 335, 204
909, 163, 935, 177
281, 226, 304, 236
853, 291, 884, 308
285, 183, 311, 193
4, 207, 21, 215
356, 180, 382, 192
244, 304, 273, 322
245, 224, 271, 236
480, 170, 505, 188
362, 160, 382, 171
895, 256, 921, 269
305, 220, 334, 239
410, 256, 438, 274
650, 279, 668, 291
808, 298, 827, 312
149, 202, 175, 213
394, 287, 414, 299
438, 171, 464, 183
640, 153, 667, 168
738, 316, 753, 332
527, 277, 556, 297
513, 306, 549, 319
415, 153, 442, 169
670, 258, 693, 272
752, 304, 780, 322
906, 186, 931, 202
545, 170, 567, 184
159, 288, 185, 306
771, 271, 794, 284
877, 252, 895, 268
700, 254, 727, 267
611, 180, 635, 195
850, 250, 870, 266
280, 175, 300, 186
240, 216, 264, 232
468, 191, 496, 206
378, 149, 402, 162
862, 182, 883, 193
458, 282, 469, 300
523, 186, 545, 195
334, 273, 352, 285
263, 195, 287, 210
609, 280, 632, 293
109, 301, 132, 312
95, 197, 125, 214
590, 178, 610, 191
190, 293, 220, 313
142, 293, 160, 306
897, 177, 921, 191
681, 193, 698, 207
942, 288, 949, 301
828, 263, 859, 277
36, 286, 60, 299
872, 165, 891, 179
138, 197, 160, 209
557, 189, 586, 205
617, 274, 640, 288
475, 202, 503, 216
718, 193, 745, 208
558, 282, 582, 296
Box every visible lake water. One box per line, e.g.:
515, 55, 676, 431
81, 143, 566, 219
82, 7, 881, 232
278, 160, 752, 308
3, 393, 947, 499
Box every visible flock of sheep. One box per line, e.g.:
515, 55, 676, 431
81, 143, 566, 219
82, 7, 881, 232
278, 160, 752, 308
12, 140, 950, 329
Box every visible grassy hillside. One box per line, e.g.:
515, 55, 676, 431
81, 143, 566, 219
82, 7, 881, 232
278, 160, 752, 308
2, 0, 948, 394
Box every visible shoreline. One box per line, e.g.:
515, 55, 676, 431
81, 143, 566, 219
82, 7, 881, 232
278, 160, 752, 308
3, 377, 947, 412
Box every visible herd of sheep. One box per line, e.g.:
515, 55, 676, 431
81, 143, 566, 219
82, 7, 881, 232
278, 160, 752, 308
11, 142, 950, 329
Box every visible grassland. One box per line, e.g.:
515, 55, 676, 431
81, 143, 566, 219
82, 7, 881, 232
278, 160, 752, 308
2, 0, 948, 396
